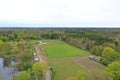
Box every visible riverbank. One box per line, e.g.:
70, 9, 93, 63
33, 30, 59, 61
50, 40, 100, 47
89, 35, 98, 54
0, 57, 18, 80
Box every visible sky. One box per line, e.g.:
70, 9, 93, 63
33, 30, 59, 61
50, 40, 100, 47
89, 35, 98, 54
0, 0, 120, 27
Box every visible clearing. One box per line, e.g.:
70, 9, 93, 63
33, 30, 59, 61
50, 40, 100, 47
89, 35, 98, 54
42, 40, 90, 58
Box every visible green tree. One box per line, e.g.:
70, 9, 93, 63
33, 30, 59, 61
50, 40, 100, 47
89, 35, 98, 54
105, 62, 120, 80
32, 62, 47, 80
102, 47, 119, 61
17, 50, 33, 70
18, 39, 26, 52
2, 43, 11, 55
91, 46, 103, 56
76, 70, 88, 80
1, 36, 8, 42
100, 47, 120, 65
0, 40, 4, 51
11, 44, 20, 54
103, 43, 116, 50
20, 50, 32, 62
13, 71, 31, 80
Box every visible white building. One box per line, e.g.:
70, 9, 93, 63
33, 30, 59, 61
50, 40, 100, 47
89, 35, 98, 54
34, 55, 39, 61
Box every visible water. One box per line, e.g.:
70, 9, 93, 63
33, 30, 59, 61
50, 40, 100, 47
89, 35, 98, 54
0, 58, 18, 80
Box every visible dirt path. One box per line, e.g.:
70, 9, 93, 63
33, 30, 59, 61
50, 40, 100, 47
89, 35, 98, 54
35, 45, 51, 80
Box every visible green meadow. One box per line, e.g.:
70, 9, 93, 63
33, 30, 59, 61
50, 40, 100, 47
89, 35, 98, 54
49, 58, 85, 80
42, 40, 90, 58
42, 40, 90, 80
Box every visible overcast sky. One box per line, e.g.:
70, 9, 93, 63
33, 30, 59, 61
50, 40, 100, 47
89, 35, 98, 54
0, 0, 120, 27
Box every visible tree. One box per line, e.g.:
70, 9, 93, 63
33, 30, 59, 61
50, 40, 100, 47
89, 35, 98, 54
11, 44, 20, 54
102, 47, 120, 61
2, 42, 11, 55
103, 43, 116, 49
18, 39, 26, 52
1, 36, 8, 42
20, 50, 32, 62
100, 47, 120, 65
76, 70, 88, 80
18, 50, 33, 70
13, 71, 31, 80
105, 62, 120, 80
91, 46, 104, 56
0, 40, 4, 51
32, 62, 47, 80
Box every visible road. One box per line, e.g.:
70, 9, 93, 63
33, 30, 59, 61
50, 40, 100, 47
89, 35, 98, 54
35, 45, 51, 80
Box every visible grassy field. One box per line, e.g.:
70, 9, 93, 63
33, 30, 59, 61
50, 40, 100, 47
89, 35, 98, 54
40, 40, 106, 80
42, 40, 90, 58
41, 40, 90, 80
73, 56, 105, 71
49, 58, 85, 80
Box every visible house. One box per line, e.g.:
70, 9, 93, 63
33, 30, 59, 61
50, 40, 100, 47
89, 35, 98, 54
88, 55, 96, 60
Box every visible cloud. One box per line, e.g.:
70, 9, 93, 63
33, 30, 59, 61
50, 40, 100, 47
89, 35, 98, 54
0, 0, 120, 27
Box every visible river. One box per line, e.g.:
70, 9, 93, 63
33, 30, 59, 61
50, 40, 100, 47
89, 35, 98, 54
0, 58, 18, 80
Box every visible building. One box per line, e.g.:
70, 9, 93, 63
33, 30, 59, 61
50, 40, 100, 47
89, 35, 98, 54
33, 55, 39, 61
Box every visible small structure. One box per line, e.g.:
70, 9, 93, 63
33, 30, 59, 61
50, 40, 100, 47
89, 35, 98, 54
38, 41, 47, 45
33, 52, 39, 61
42, 42, 47, 45
34, 53, 36, 55
39, 41, 42, 45
34, 55, 39, 61
88, 55, 96, 61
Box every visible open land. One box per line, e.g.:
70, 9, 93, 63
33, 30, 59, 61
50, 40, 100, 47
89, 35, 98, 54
41, 40, 106, 80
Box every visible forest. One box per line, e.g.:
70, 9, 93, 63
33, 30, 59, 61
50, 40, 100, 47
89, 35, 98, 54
0, 28, 120, 80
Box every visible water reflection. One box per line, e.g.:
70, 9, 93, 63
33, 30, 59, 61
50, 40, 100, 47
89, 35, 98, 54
0, 58, 18, 80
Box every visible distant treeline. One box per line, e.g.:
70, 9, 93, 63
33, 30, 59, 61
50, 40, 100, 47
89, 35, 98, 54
1, 28, 120, 53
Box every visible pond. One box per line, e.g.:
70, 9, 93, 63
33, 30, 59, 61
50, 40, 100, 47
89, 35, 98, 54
0, 57, 18, 80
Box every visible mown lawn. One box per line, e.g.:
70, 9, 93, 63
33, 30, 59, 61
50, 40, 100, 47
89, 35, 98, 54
49, 58, 85, 80
42, 40, 90, 58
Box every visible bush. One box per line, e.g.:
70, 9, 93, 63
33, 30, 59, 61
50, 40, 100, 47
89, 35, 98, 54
100, 47, 120, 65
99, 58, 111, 66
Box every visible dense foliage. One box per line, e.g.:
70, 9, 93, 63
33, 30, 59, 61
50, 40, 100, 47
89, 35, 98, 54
14, 62, 47, 80
106, 62, 120, 80
100, 47, 120, 65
